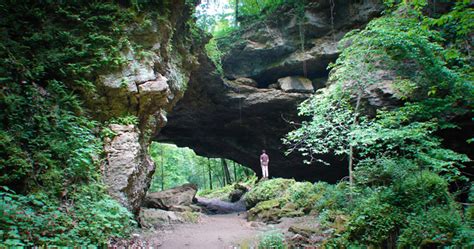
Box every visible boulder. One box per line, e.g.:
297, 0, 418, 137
247, 197, 304, 222
143, 183, 197, 210
244, 178, 296, 209
139, 208, 185, 228
278, 76, 314, 93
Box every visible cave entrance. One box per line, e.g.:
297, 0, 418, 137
148, 142, 255, 194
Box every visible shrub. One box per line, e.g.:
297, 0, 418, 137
313, 181, 350, 213
258, 230, 286, 249
398, 206, 469, 247
393, 171, 450, 211
346, 192, 402, 247
287, 182, 314, 210
354, 158, 418, 187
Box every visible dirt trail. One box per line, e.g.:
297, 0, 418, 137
157, 212, 262, 249
132, 198, 315, 248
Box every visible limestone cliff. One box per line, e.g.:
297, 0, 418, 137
90, 1, 202, 213
158, 0, 384, 181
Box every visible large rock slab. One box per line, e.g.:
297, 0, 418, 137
143, 183, 198, 210
278, 76, 314, 93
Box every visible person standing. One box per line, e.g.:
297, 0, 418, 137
260, 150, 269, 178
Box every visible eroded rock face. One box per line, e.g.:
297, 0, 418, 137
103, 124, 155, 212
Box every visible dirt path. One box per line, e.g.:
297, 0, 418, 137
128, 198, 319, 248
157, 212, 262, 249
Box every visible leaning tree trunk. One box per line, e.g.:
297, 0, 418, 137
222, 158, 232, 184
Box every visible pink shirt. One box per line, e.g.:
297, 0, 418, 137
260, 153, 269, 166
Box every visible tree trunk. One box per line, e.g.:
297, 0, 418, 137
161, 146, 165, 191
208, 158, 212, 190
234, 0, 239, 26
349, 90, 362, 187
233, 161, 238, 182
201, 158, 206, 190
222, 159, 232, 185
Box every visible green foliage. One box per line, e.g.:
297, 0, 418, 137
354, 157, 418, 187
287, 182, 316, 210
0, 186, 135, 246
395, 171, 451, 210
258, 230, 286, 249
346, 194, 402, 246
313, 182, 350, 213
285, 2, 473, 247
205, 38, 224, 74
1, 83, 102, 192
398, 206, 471, 247
0, 1, 147, 245
108, 115, 139, 126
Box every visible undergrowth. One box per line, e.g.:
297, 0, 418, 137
0, 1, 152, 246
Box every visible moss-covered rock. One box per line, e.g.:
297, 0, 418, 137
244, 178, 296, 209
247, 197, 305, 222
248, 198, 284, 222
244, 178, 335, 222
